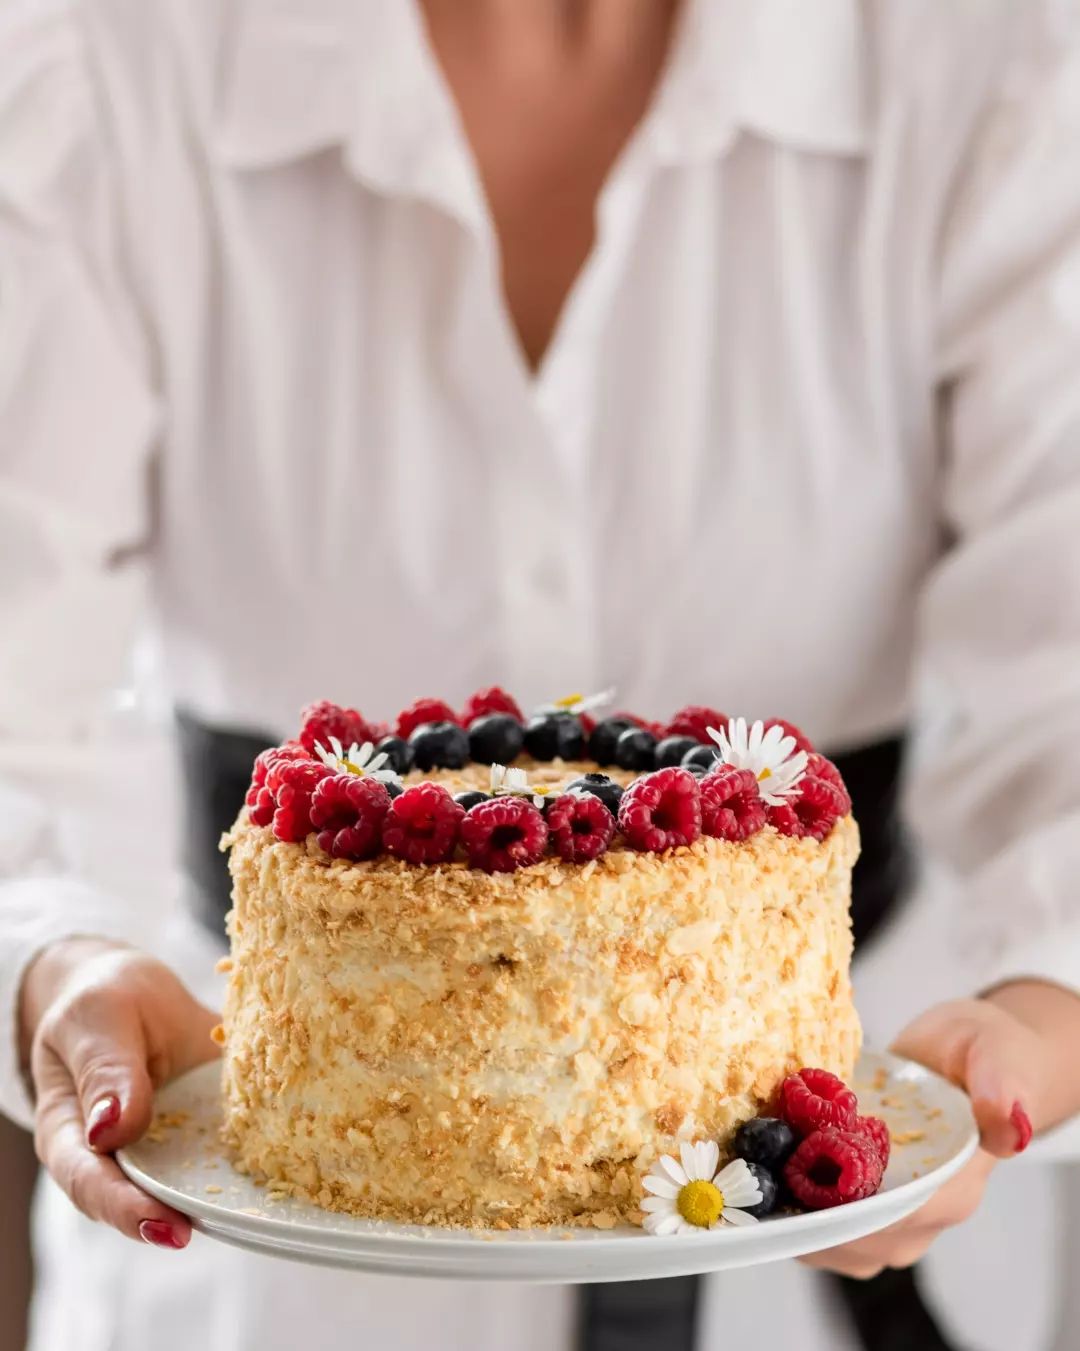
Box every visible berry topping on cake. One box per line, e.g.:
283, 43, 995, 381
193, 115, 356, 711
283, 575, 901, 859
613, 726, 657, 772
565, 772, 623, 818
587, 717, 637, 766
681, 744, 720, 776
617, 768, 702, 852
699, 768, 767, 841
654, 735, 700, 769
460, 686, 524, 726
312, 736, 401, 786
461, 798, 549, 873
247, 744, 311, 826
298, 701, 375, 756
740, 1162, 780, 1218
453, 789, 491, 812
854, 1115, 891, 1170
707, 717, 808, 806
374, 735, 414, 776
408, 720, 470, 771
666, 705, 727, 744
546, 791, 616, 863
467, 713, 525, 765
763, 718, 814, 753
309, 773, 391, 860
780, 1068, 859, 1137
805, 753, 852, 812
396, 698, 460, 740
767, 777, 849, 841
523, 712, 585, 762
381, 783, 465, 865
270, 760, 333, 843
732, 1117, 797, 1171
784, 1129, 884, 1209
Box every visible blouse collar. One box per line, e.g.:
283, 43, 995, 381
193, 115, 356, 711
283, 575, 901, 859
215, 0, 869, 202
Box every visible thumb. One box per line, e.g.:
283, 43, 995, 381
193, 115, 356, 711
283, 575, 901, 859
54, 996, 157, 1155
891, 1000, 1034, 1159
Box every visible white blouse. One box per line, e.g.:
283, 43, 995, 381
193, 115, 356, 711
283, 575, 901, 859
1, 3, 1080, 1339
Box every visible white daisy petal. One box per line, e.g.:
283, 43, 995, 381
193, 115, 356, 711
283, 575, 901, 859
721, 1207, 759, 1227
329, 735, 344, 759
698, 1140, 720, 1181
642, 1175, 681, 1199
645, 1210, 684, 1237
657, 1154, 689, 1187
720, 1179, 763, 1209
713, 1159, 758, 1194
640, 1195, 676, 1213
680, 1141, 702, 1181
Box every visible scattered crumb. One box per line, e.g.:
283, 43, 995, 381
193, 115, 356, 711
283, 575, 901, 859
879, 1094, 901, 1110
210, 1024, 226, 1046
590, 1211, 618, 1230
872, 1067, 888, 1092
493, 1219, 511, 1231
205, 1185, 223, 1195
215, 957, 234, 974
926, 1107, 943, 1121
891, 1129, 926, 1146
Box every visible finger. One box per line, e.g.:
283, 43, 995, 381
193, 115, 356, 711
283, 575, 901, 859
891, 1002, 1033, 1159
33, 1044, 192, 1247
43, 987, 157, 1154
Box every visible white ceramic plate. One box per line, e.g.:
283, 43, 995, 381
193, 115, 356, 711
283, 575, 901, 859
117, 1050, 977, 1282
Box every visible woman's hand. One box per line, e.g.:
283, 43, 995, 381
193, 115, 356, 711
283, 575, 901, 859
18, 938, 220, 1249
801, 981, 1080, 1279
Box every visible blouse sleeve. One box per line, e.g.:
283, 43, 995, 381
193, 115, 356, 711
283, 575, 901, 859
0, 3, 164, 1129
906, 10, 1080, 1001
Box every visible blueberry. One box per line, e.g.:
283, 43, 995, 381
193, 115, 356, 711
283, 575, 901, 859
564, 773, 623, 818
655, 735, 700, 769
684, 761, 710, 779
375, 735, 414, 775
408, 720, 470, 771
453, 790, 491, 811
732, 1117, 797, 1171
681, 744, 720, 774
468, 713, 524, 765
741, 1161, 779, 1219
613, 727, 656, 771
588, 717, 635, 766
384, 780, 403, 799
523, 713, 585, 762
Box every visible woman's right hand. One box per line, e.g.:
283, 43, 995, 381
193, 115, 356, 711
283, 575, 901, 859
18, 937, 220, 1248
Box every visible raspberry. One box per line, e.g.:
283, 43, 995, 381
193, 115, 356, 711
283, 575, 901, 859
270, 760, 332, 843
246, 743, 310, 824
298, 701, 375, 756
610, 710, 666, 741
309, 773, 390, 860
779, 1068, 858, 1137
762, 718, 814, 753
460, 686, 524, 726
461, 797, 548, 873
665, 705, 726, 744
805, 753, 852, 813
699, 768, 767, 841
768, 777, 848, 842
784, 1128, 884, 1209
396, 697, 460, 740
546, 792, 615, 863
381, 783, 464, 865
854, 1115, 891, 1171
617, 768, 702, 852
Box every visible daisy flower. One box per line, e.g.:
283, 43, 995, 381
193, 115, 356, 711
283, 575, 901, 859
640, 1143, 762, 1235
489, 763, 558, 810
706, 718, 808, 806
314, 737, 400, 786
536, 687, 616, 718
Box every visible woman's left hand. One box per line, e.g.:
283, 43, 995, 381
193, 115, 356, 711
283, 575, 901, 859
799, 982, 1080, 1280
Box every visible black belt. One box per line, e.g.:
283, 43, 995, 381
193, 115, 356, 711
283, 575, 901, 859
176, 710, 952, 1351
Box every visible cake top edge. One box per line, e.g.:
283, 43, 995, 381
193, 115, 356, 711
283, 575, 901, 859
233, 690, 854, 874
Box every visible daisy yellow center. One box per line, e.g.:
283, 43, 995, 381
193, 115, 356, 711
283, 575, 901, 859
676, 1180, 724, 1228
342, 760, 366, 776
553, 693, 583, 710
757, 767, 772, 781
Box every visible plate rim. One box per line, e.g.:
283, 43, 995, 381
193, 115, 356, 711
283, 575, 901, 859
117, 1049, 978, 1275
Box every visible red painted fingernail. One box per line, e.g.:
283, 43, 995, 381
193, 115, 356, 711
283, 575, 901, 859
1011, 1101, 1033, 1153
139, 1220, 187, 1249
86, 1095, 121, 1150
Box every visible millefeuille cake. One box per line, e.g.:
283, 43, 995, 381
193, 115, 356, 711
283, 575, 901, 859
218, 689, 863, 1230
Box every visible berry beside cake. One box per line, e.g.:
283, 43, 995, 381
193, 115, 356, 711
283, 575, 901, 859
219, 689, 862, 1229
